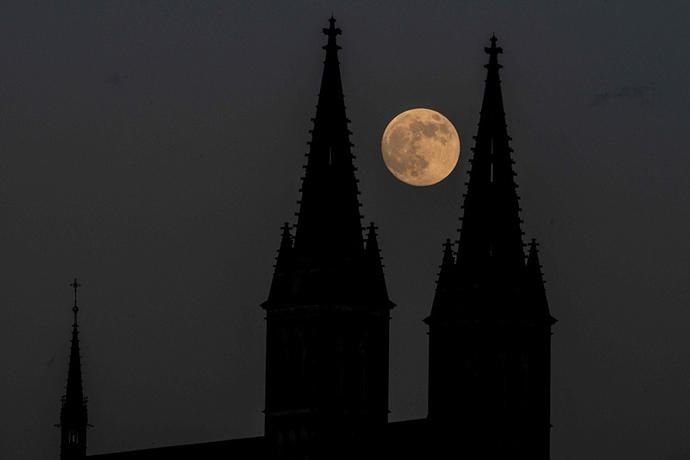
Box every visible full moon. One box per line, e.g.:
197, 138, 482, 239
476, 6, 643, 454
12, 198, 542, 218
381, 108, 461, 186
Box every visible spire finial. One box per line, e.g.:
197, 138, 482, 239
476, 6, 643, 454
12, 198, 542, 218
70, 278, 81, 327
323, 15, 341, 39
485, 33, 503, 57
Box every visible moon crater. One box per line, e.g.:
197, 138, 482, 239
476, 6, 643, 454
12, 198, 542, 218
381, 108, 461, 186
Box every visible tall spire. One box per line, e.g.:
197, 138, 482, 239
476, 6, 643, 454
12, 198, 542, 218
66, 278, 83, 402
425, 37, 554, 459
59, 278, 88, 460
455, 34, 525, 295
264, 17, 388, 308
262, 19, 392, 455
293, 15, 363, 259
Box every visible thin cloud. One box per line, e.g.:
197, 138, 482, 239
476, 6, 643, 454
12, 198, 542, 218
589, 83, 654, 107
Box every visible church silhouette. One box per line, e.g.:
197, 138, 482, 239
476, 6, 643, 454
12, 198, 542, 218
57, 17, 555, 460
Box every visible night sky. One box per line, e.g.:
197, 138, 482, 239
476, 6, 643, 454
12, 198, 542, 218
1, 2, 689, 459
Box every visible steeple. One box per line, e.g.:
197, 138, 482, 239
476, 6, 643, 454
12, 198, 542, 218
526, 239, 556, 323
264, 17, 389, 308
425, 37, 554, 460
58, 278, 88, 460
457, 34, 524, 283
262, 19, 392, 456
428, 35, 525, 320
293, 15, 363, 260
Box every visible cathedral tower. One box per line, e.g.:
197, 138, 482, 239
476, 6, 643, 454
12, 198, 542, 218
262, 18, 393, 459
58, 279, 89, 460
425, 36, 555, 459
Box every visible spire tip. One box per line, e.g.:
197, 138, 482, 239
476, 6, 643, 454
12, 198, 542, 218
323, 15, 341, 38
485, 33, 503, 56
70, 277, 81, 326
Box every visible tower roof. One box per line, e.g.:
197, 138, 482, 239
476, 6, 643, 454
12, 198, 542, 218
293, 16, 363, 260
60, 278, 88, 428
427, 36, 533, 322
264, 18, 391, 309
65, 278, 84, 405
455, 35, 525, 288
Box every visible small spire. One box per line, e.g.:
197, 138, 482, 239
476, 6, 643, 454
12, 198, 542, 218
275, 222, 293, 271
59, 278, 88, 459
266, 223, 294, 303
364, 222, 391, 303
526, 238, 555, 323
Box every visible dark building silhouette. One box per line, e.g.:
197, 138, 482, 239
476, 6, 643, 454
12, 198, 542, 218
425, 36, 556, 460
57, 279, 89, 460
261, 17, 393, 459
60, 18, 554, 460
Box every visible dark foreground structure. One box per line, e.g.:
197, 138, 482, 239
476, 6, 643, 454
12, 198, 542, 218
57, 18, 555, 460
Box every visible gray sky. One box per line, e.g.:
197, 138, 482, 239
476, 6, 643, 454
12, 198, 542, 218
1, 1, 688, 459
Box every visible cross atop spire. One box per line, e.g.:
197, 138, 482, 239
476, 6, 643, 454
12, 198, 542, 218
70, 278, 81, 327
485, 34, 503, 57
323, 15, 341, 40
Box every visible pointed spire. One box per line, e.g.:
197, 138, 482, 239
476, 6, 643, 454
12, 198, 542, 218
263, 18, 391, 310
71, 278, 80, 327
525, 239, 556, 323
426, 239, 456, 323
276, 222, 293, 268
267, 223, 293, 302
294, 16, 363, 259
59, 278, 88, 460
456, 35, 525, 290
364, 222, 390, 302
65, 278, 83, 406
